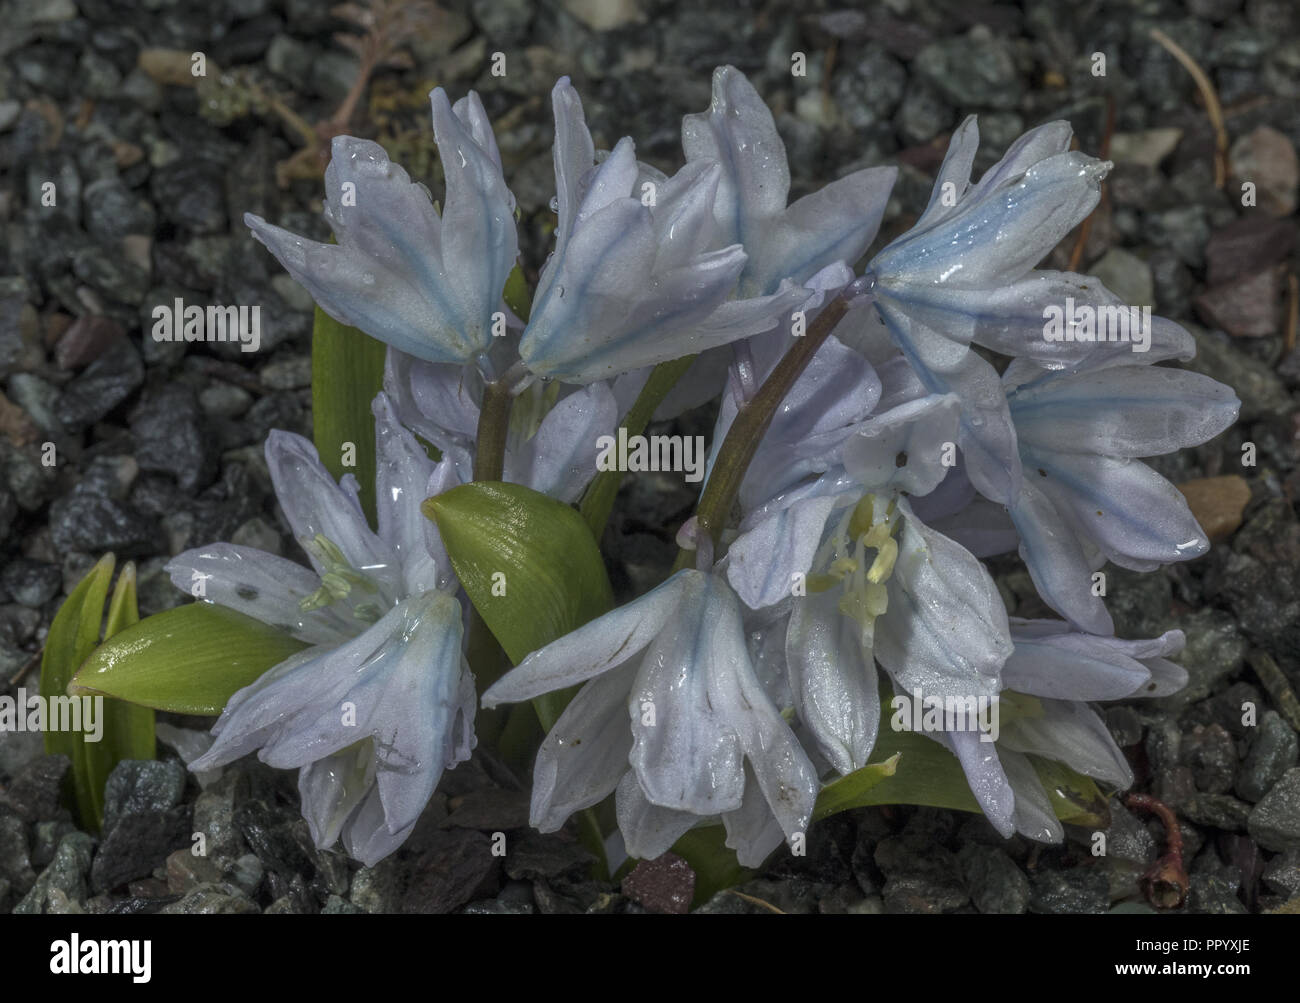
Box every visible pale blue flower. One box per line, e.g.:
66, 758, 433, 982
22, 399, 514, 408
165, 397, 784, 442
1003, 359, 1239, 634
172, 397, 474, 865
481, 569, 818, 866
682, 65, 897, 299
517, 78, 814, 384
921, 619, 1184, 841
245, 88, 518, 366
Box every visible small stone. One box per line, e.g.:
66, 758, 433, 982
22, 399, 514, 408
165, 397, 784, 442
130, 385, 217, 493
1180, 323, 1290, 423
1248, 768, 1300, 851
13, 831, 94, 914
1183, 793, 1253, 830
0, 807, 36, 895
505, 830, 593, 881
1262, 848, 1300, 896
102, 760, 188, 828
0, 558, 61, 608
159, 881, 259, 914
55, 314, 125, 370
1088, 247, 1155, 308
165, 848, 222, 893
1028, 866, 1110, 914
0, 754, 70, 823
1238, 711, 1299, 803
259, 353, 311, 390
1183, 723, 1239, 794
1204, 217, 1296, 286
442, 788, 530, 831
1176, 476, 1251, 541
150, 160, 228, 235
958, 843, 1029, 914
55, 338, 145, 428
561, 0, 642, 31
199, 381, 253, 418
1195, 268, 1283, 338
83, 177, 156, 244
1229, 125, 1298, 216
350, 859, 401, 913
1109, 128, 1183, 168
621, 853, 695, 914
914, 27, 1019, 109
1189, 873, 1248, 914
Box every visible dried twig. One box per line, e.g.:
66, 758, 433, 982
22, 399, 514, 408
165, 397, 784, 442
1067, 94, 1116, 273
725, 889, 785, 914
7, 648, 42, 686
1247, 649, 1300, 735
1124, 792, 1189, 909
1149, 27, 1228, 188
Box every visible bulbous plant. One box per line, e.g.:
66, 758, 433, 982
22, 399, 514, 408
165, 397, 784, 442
69, 66, 1239, 890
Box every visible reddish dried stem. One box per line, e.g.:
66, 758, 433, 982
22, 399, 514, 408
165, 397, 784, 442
1124, 792, 1189, 909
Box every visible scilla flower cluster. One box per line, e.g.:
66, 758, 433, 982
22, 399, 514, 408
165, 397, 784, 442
169, 67, 1238, 868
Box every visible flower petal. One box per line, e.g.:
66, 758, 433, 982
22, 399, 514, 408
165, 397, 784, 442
530, 663, 637, 832
482, 570, 692, 706
785, 588, 881, 775
166, 543, 353, 645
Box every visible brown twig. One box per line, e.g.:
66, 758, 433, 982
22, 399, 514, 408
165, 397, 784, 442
1149, 27, 1228, 189
7, 648, 42, 686
1067, 95, 1116, 273
725, 889, 785, 914
1247, 649, 1300, 735
1124, 792, 1189, 909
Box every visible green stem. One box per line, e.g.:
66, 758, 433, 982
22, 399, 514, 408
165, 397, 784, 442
686, 295, 852, 562
579, 355, 697, 538
468, 374, 516, 742
472, 377, 513, 483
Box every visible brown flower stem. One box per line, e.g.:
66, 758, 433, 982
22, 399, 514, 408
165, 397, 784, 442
1124, 792, 1189, 909
683, 293, 854, 564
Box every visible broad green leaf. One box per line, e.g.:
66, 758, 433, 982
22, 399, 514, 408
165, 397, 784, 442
40, 554, 115, 829
311, 306, 386, 527
835, 728, 982, 814
1030, 755, 1111, 828
422, 481, 614, 668
79, 563, 156, 830
71, 603, 308, 715
579, 355, 695, 538
812, 753, 901, 822
424, 480, 615, 877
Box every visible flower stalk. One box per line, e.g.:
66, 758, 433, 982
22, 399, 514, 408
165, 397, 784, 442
686, 292, 855, 561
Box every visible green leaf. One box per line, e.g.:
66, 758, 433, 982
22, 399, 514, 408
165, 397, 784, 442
579, 355, 695, 538
423, 480, 615, 877
311, 306, 386, 526
422, 481, 614, 668
80, 563, 156, 830
1030, 755, 1111, 828
812, 753, 901, 822
71, 604, 308, 715
830, 729, 983, 814
40, 554, 115, 829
